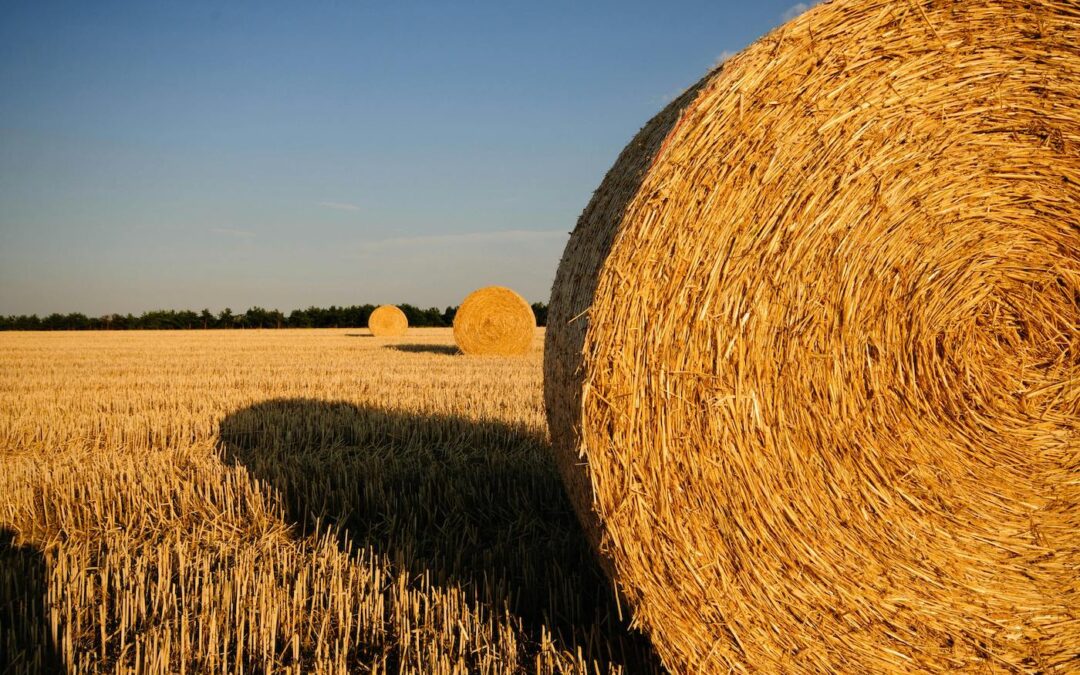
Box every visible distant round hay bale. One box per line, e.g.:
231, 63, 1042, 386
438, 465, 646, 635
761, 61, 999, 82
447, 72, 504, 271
453, 286, 535, 356
368, 305, 408, 337
545, 1, 1079, 672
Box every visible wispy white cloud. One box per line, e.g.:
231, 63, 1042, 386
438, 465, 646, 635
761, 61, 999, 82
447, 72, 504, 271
210, 227, 256, 238
317, 201, 362, 212
654, 88, 683, 106
655, 49, 739, 104
352, 229, 567, 256
713, 50, 738, 69
781, 1, 820, 23
341, 229, 568, 304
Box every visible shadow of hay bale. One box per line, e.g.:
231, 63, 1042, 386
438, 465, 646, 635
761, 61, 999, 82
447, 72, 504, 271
385, 344, 460, 355
218, 398, 663, 673
0, 529, 63, 674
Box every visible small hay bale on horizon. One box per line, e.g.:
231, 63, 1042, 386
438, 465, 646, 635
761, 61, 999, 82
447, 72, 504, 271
453, 286, 535, 356
544, 0, 1080, 672
367, 305, 408, 337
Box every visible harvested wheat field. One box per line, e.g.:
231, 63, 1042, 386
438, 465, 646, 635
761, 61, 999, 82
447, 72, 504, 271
546, 0, 1079, 672
0, 328, 659, 674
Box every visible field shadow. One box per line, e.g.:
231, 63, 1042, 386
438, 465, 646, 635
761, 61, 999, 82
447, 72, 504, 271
0, 529, 64, 674
385, 344, 459, 355
343, 333, 374, 338
218, 398, 661, 673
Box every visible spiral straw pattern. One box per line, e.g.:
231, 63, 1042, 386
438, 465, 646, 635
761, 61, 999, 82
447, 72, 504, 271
453, 287, 535, 356
367, 305, 408, 337
544, 0, 1079, 671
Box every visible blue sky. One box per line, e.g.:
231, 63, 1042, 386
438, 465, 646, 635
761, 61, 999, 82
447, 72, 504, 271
1, 0, 817, 314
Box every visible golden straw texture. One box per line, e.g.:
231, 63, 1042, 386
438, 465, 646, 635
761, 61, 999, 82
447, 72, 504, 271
368, 305, 408, 337
544, 0, 1080, 672
454, 287, 536, 356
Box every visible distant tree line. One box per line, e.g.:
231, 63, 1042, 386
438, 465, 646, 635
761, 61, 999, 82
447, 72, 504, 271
0, 302, 550, 331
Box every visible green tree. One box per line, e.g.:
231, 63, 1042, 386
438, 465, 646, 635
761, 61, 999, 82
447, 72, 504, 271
531, 302, 548, 327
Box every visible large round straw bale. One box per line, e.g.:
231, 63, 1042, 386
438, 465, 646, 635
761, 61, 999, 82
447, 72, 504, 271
453, 286, 535, 355
367, 305, 408, 337
545, 1, 1079, 672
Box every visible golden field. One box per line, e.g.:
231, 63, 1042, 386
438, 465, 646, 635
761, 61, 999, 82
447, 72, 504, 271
0, 328, 659, 674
